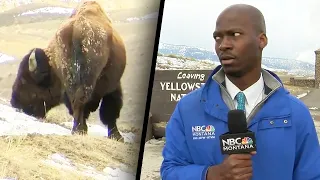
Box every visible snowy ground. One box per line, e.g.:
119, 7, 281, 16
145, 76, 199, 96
43, 153, 134, 180
0, 85, 137, 179
0, 103, 136, 179
0, 103, 136, 141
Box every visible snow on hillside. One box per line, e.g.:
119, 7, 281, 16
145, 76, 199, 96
156, 55, 218, 70
126, 12, 158, 22
156, 55, 294, 74
158, 42, 217, 61
261, 64, 286, 72
158, 42, 315, 77
0, 102, 136, 179
43, 153, 134, 180
17, 7, 74, 16
14, 6, 158, 23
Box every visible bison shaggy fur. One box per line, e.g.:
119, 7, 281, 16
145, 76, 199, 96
10, 1, 127, 141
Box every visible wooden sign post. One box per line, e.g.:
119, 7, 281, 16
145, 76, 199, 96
149, 69, 213, 138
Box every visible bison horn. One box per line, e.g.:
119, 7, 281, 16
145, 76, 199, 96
28, 49, 37, 72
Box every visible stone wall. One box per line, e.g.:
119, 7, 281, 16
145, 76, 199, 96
315, 49, 320, 88
288, 48, 320, 89
290, 77, 315, 88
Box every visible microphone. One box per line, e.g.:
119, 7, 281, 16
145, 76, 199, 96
219, 110, 257, 155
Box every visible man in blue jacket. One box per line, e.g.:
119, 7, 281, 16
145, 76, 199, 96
160, 3, 320, 180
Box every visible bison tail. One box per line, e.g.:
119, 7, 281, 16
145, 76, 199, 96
71, 38, 84, 86
67, 37, 91, 104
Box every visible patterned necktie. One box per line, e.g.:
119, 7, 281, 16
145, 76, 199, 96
235, 91, 246, 113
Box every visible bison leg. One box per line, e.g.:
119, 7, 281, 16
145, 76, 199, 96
73, 105, 88, 135
63, 92, 87, 134
99, 85, 123, 141
64, 92, 101, 134
63, 92, 80, 132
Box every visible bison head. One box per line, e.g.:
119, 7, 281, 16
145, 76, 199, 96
10, 48, 61, 118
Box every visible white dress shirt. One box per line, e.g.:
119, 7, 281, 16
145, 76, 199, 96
225, 73, 265, 118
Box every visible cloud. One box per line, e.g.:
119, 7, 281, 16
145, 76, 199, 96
159, 0, 320, 64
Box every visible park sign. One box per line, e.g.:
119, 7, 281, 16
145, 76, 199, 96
150, 69, 213, 124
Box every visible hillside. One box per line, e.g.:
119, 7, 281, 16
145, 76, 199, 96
158, 42, 315, 77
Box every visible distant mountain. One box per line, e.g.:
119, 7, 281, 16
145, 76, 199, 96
158, 42, 315, 76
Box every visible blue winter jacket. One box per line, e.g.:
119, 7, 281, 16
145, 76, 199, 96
160, 65, 320, 180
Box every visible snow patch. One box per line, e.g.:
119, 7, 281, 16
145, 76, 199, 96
42, 153, 135, 180
126, 12, 158, 22
261, 64, 286, 72
1, 0, 33, 6
0, 103, 137, 143
17, 7, 74, 16
0, 104, 71, 136
0, 53, 15, 63
297, 93, 308, 99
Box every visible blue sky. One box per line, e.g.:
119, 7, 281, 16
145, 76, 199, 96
159, 0, 320, 64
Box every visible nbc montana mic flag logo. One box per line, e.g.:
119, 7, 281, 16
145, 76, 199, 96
221, 136, 255, 152
191, 125, 215, 140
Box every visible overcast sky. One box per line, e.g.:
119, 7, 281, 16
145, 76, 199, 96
159, 0, 320, 64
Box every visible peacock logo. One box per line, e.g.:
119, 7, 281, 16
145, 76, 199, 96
205, 125, 215, 132
241, 137, 253, 145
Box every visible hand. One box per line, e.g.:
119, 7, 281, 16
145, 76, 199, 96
206, 151, 256, 180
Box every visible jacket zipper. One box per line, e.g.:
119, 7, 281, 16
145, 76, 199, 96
246, 86, 280, 126
214, 79, 281, 126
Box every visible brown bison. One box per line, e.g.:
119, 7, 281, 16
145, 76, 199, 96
10, 1, 126, 141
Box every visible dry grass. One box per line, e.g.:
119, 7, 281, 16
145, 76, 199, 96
0, 134, 139, 180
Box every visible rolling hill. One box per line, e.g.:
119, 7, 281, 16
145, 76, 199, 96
158, 42, 315, 77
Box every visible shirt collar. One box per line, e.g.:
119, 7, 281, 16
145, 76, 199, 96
225, 73, 264, 106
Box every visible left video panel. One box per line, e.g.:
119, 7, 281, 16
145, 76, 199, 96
0, 0, 160, 179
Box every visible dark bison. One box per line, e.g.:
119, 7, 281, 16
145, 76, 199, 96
10, 1, 127, 141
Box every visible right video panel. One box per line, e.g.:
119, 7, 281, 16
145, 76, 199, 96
139, 0, 320, 179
